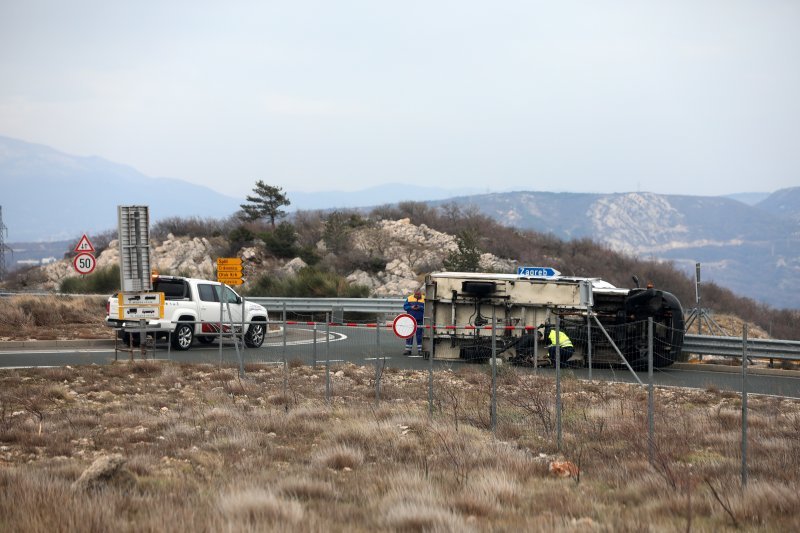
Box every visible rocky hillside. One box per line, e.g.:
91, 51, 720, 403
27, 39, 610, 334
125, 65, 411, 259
431, 189, 800, 309
33, 218, 514, 297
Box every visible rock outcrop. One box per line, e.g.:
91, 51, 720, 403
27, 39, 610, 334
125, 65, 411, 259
33, 219, 517, 297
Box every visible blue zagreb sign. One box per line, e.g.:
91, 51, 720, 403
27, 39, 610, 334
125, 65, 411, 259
517, 266, 561, 278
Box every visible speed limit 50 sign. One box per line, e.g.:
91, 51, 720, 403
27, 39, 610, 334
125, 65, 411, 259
73, 252, 97, 275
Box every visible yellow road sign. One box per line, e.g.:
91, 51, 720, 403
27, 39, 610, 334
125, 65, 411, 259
217, 272, 243, 282
220, 278, 244, 286
217, 264, 243, 273
217, 257, 242, 266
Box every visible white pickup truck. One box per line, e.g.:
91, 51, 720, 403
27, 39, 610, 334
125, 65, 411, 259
105, 275, 269, 350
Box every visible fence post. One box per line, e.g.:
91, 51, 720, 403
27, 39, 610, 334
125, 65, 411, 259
648, 318, 654, 465
219, 301, 224, 366
282, 302, 288, 406
742, 324, 748, 488
556, 316, 562, 453
313, 322, 318, 368
325, 312, 331, 403
587, 305, 593, 379
375, 315, 381, 405
491, 307, 497, 435
428, 315, 434, 417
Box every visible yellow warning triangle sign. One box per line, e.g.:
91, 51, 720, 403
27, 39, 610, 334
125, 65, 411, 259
74, 234, 95, 253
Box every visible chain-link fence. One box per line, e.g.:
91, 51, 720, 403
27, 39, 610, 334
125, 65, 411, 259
145, 311, 792, 489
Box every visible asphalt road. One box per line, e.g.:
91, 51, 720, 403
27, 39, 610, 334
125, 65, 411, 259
1, 325, 799, 399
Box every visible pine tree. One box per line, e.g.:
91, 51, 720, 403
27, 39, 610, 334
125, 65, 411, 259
239, 181, 291, 227
443, 230, 481, 272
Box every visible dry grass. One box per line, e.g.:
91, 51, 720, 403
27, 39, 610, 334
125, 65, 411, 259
0, 361, 799, 532
0, 295, 109, 340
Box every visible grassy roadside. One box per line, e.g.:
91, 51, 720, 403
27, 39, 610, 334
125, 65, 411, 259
0, 294, 109, 341
1, 361, 799, 532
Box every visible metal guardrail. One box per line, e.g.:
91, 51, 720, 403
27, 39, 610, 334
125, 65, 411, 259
5, 291, 800, 363
247, 297, 405, 314
682, 334, 800, 362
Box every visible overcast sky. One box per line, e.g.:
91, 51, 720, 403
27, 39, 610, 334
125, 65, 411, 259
1, 1, 798, 199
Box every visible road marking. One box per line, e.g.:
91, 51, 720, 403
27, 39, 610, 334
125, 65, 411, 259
0, 349, 112, 355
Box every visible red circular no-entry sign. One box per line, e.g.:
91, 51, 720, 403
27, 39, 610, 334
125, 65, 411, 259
392, 313, 418, 339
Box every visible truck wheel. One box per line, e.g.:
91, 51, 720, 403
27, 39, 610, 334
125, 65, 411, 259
171, 323, 194, 350
244, 322, 266, 348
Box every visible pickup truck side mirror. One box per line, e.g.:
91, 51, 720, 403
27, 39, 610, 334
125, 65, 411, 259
237, 296, 243, 305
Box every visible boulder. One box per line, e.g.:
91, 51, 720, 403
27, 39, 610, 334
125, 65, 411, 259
72, 454, 137, 492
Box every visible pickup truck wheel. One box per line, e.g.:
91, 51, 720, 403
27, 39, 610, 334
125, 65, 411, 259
245, 322, 266, 348
171, 323, 194, 350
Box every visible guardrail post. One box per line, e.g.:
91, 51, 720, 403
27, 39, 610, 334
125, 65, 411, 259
282, 302, 288, 407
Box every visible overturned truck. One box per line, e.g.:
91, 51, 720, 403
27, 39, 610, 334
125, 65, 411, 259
422, 272, 685, 368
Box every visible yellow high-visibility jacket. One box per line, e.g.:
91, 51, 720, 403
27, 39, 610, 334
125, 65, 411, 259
547, 330, 573, 348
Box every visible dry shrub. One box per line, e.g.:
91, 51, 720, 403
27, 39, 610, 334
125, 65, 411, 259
125, 454, 158, 477
332, 416, 425, 464
41, 366, 75, 382
0, 306, 33, 328
278, 477, 337, 501
729, 481, 800, 527
377, 474, 473, 529
4, 295, 106, 328
382, 501, 471, 532
42, 383, 71, 402
453, 468, 519, 517
313, 443, 365, 470
128, 360, 162, 376
155, 364, 184, 388
161, 422, 200, 452
218, 488, 304, 527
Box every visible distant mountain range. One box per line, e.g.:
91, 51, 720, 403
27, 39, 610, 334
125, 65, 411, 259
0, 135, 243, 243
0, 135, 481, 243
2, 135, 798, 308
428, 189, 800, 309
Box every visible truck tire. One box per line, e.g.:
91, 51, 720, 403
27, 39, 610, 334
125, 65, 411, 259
244, 322, 266, 348
171, 323, 194, 350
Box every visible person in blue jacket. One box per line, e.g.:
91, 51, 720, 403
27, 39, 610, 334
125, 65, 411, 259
403, 288, 425, 355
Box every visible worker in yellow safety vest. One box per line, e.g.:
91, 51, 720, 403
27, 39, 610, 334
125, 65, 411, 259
538, 327, 574, 367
